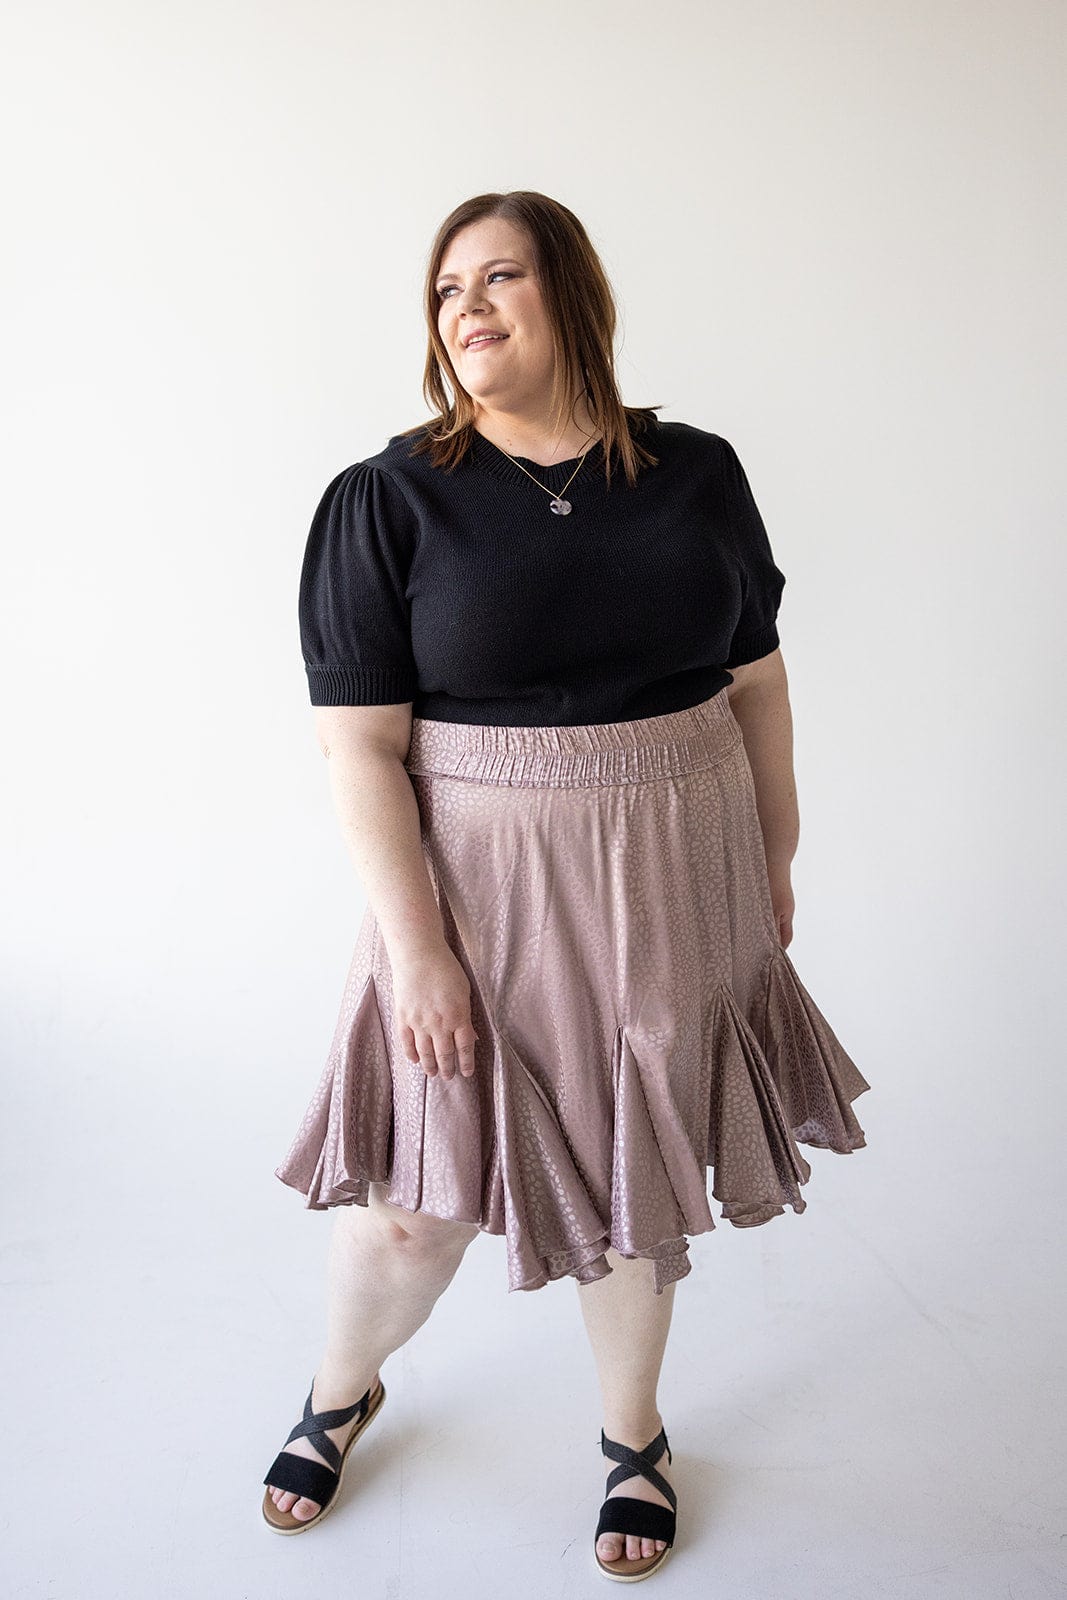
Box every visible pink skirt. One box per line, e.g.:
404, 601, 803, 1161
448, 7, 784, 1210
274, 689, 871, 1295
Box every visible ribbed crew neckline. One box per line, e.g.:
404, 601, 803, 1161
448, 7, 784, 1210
467, 429, 608, 488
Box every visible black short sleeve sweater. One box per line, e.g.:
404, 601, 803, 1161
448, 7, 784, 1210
297, 416, 786, 726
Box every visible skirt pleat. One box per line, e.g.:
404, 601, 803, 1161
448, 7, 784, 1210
274, 689, 871, 1294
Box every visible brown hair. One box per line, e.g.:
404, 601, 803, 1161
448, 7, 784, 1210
397, 191, 662, 490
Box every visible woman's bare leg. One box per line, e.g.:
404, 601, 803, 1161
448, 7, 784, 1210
577, 1248, 677, 1566
267, 1181, 480, 1520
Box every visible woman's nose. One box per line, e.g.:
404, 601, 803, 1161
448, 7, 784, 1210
455, 285, 488, 313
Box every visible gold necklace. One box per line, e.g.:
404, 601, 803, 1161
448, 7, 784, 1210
490, 432, 600, 515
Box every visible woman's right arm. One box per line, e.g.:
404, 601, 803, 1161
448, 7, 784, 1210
312, 703, 480, 1081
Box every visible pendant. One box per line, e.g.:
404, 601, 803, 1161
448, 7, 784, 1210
550, 498, 572, 515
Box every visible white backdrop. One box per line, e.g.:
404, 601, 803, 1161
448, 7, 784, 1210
2, 2, 1064, 1597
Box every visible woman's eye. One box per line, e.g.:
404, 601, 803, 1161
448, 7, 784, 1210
438, 271, 513, 300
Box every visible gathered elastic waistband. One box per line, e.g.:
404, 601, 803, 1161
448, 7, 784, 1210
403, 690, 741, 788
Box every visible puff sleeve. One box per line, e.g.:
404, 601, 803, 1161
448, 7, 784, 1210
718, 437, 787, 669
298, 462, 420, 706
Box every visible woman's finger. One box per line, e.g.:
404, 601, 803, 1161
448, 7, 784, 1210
414, 1027, 438, 1076
434, 1034, 458, 1079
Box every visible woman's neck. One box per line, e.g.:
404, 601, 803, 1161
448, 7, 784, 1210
472, 403, 601, 467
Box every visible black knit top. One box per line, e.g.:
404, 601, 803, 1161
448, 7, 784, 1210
297, 415, 786, 726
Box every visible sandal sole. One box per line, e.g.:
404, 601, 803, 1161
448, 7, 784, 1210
261, 1377, 386, 1534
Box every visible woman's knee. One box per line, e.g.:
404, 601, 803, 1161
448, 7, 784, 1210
364, 1183, 480, 1254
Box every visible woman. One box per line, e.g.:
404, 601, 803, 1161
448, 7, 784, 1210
261, 191, 870, 1581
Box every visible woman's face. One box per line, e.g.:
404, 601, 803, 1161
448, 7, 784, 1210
435, 218, 557, 413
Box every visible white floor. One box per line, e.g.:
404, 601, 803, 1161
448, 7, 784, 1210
5, 1060, 1065, 1600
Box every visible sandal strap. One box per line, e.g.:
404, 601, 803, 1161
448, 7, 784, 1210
281, 1381, 370, 1473
595, 1494, 676, 1546
600, 1427, 677, 1510
262, 1449, 340, 1509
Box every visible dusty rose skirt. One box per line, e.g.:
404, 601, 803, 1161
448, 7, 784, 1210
274, 688, 870, 1295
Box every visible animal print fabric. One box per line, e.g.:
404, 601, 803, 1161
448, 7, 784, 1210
274, 688, 870, 1294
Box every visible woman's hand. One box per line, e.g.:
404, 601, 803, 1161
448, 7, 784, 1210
766, 857, 795, 950
390, 943, 480, 1079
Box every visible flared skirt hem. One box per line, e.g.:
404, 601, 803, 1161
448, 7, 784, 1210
273, 943, 871, 1297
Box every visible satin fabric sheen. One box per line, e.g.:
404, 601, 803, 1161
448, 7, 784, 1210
274, 688, 871, 1295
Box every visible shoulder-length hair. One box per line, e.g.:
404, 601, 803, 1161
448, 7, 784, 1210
397, 191, 662, 490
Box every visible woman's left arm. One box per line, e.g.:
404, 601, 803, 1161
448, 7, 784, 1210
725, 648, 799, 948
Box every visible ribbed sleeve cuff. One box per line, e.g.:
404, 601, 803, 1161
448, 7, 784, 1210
306, 664, 418, 706
724, 622, 780, 669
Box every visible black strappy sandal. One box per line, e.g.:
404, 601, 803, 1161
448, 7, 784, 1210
261, 1374, 386, 1534
594, 1424, 677, 1581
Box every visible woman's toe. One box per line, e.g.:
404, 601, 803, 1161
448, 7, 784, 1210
292, 1497, 319, 1519
598, 1534, 622, 1559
